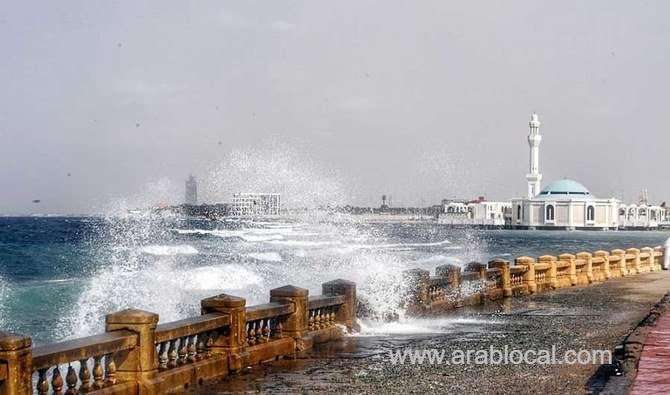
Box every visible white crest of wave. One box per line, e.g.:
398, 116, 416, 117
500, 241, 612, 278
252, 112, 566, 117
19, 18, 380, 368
246, 252, 283, 262
355, 317, 499, 336
0, 276, 10, 327
140, 244, 199, 256
66, 259, 263, 338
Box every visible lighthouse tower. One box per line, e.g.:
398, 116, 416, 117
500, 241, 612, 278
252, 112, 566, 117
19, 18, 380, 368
526, 113, 542, 199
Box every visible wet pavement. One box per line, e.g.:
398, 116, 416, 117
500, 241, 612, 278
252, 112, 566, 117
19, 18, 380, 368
198, 272, 670, 394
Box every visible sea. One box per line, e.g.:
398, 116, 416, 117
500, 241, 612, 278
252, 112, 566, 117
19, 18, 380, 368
0, 215, 667, 345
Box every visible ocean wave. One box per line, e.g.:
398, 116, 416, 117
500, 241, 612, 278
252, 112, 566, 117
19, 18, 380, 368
171, 228, 285, 242
246, 252, 283, 262
355, 317, 499, 336
139, 245, 199, 256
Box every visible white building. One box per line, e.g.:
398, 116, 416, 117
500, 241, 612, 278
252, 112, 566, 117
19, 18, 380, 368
511, 113, 619, 230
184, 175, 198, 205
230, 193, 281, 216
470, 201, 512, 226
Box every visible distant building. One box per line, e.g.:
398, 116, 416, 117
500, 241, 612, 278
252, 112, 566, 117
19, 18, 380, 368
230, 193, 281, 216
185, 175, 198, 205
511, 114, 619, 230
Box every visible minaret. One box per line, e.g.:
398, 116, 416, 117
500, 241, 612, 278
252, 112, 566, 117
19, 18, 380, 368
526, 113, 542, 199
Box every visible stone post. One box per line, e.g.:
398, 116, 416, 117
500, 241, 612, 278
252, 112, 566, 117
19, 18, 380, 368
559, 254, 577, 286
516, 256, 536, 293
641, 247, 654, 272
626, 248, 641, 275
402, 269, 430, 314
105, 309, 159, 389
538, 255, 558, 289
611, 249, 627, 276
322, 279, 357, 331
488, 258, 512, 297
594, 250, 611, 279
270, 285, 309, 340
435, 264, 462, 307
465, 262, 487, 281
576, 252, 594, 283
435, 264, 461, 288
201, 293, 247, 370
0, 332, 32, 395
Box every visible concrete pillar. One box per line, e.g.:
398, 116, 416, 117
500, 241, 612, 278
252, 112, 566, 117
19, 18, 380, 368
488, 258, 512, 297
538, 255, 558, 289
576, 252, 594, 283
654, 246, 665, 271
641, 247, 655, 272
559, 253, 577, 286
611, 249, 627, 276
0, 332, 32, 395
464, 262, 487, 281
105, 309, 159, 388
201, 294, 247, 367
402, 269, 430, 314
270, 285, 309, 339
515, 256, 536, 293
435, 264, 461, 288
626, 248, 641, 274
594, 250, 611, 279
322, 279, 357, 331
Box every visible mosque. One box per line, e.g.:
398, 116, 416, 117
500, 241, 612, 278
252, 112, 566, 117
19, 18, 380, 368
510, 114, 620, 230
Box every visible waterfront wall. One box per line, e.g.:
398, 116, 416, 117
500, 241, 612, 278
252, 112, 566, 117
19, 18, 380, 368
0, 280, 356, 395
0, 246, 665, 394
402, 246, 665, 315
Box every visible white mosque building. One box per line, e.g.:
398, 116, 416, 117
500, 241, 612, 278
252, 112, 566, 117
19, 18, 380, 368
510, 113, 620, 230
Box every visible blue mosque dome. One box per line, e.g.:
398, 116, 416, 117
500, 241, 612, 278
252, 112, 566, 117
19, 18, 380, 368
536, 179, 594, 200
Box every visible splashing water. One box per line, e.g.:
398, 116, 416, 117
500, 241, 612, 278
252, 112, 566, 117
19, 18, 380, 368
57, 144, 488, 338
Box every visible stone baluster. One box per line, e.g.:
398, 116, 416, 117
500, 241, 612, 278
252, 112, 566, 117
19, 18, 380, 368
262, 320, 270, 342
196, 334, 207, 360
641, 247, 655, 272
559, 254, 577, 286
515, 257, 536, 293
538, 255, 558, 289
92, 355, 104, 389
247, 322, 256, 345
105, 309, 159, 388
488, 258, 512, 297
105, 354, 117, 385
79, 358, 91, 391
322, 279, 357, 331
401, 269, 431, 314
576, 252, 594, 283
167, 339, 178, 368
178, 337, 188, 365
65, 365, 77, 395
0, 331, 32, 395
270, 285, 310, 350
626, 248, 641, 275
187, 336, 197, 362
201, 294, 246, 371
51, 366, 64, 395
594, 251, 611, 279
611, 249, 627, 276
36, 368, 48, 395
157, 343, 168, 370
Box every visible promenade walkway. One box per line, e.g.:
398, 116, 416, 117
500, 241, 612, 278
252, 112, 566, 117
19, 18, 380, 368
631, 312, 670, 394
200, 272, 670, 394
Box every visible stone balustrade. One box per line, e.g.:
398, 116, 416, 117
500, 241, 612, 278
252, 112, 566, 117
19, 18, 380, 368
0, 246, 666, 394
0, 279, 356, 395
401, 245, 666, 316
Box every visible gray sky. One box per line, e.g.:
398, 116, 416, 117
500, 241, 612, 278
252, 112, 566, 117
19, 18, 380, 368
1, 1, 669, 214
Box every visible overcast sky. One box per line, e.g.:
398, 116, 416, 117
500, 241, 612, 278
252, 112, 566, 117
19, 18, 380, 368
1, 1, 669, 214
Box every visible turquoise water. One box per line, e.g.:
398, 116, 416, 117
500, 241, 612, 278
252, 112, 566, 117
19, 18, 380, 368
0, 216, 667, 344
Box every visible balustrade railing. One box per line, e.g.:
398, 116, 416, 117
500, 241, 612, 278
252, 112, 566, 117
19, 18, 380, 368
32, 331, 137, 394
